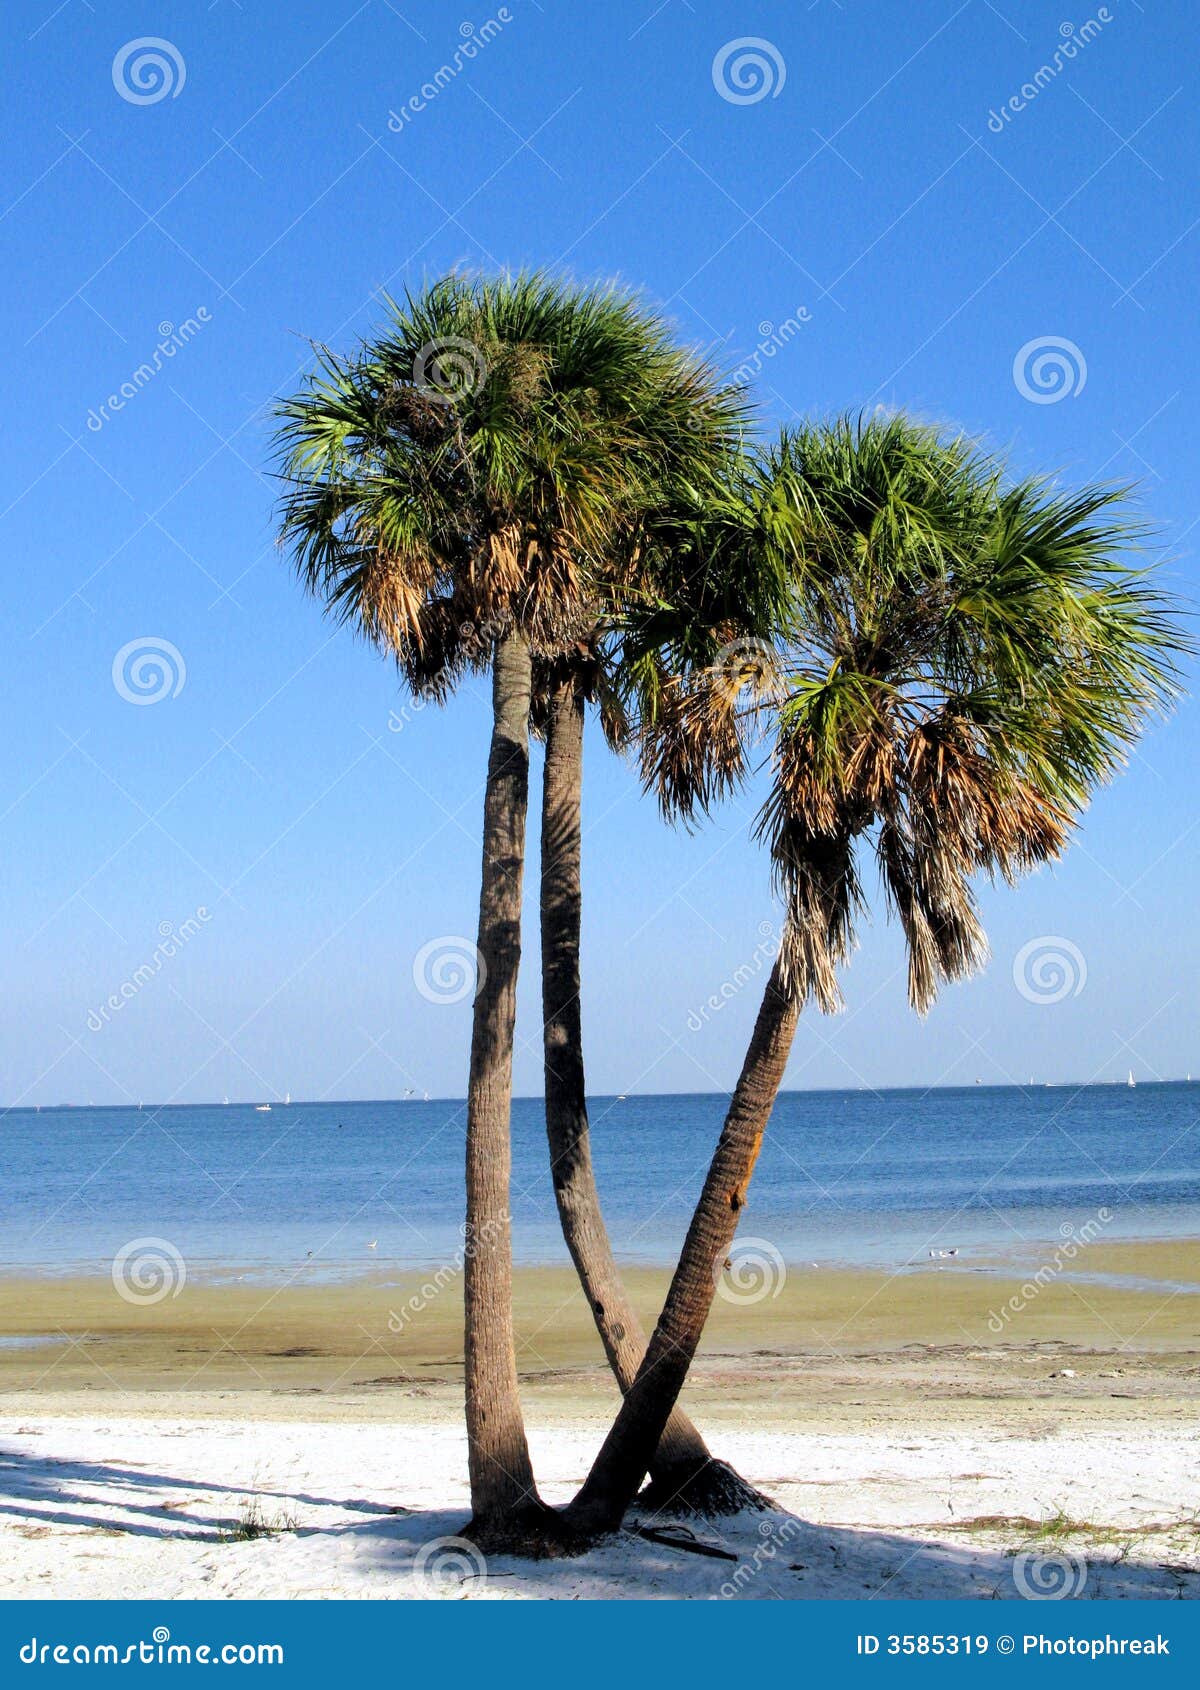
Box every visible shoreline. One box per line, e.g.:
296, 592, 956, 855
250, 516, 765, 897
2, 1239, 1198, 1402
3, 1239, 1199, 1598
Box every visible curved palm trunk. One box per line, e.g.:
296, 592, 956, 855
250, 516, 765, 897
464, 631, 546, 1543
565, 955, 801, 1534
541, 675, 749, 1509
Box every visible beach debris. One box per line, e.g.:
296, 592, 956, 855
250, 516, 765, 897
1051, 1368, 1077, 1378
928, 1248, 959, 1259
631, 1523, 737, 1561
366, 1240, 378, 1251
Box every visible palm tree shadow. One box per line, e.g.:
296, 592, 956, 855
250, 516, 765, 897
3, 1448, 1195, 1598
0, 1446, 403, 1543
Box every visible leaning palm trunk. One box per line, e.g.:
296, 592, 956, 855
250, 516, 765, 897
464, 631, 548, 1544
566, 956, 800, 1533
539, 675, 768, 1516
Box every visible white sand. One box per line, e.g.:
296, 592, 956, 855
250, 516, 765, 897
2, 1413, 1198, 1600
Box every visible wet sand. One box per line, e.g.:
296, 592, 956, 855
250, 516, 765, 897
3, 1241, 1199, 1598
2, 1238, 1198, 1413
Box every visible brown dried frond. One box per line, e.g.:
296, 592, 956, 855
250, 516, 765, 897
904, 717, 1069, 884
639, 671, 747, 822
771, 825, 859, 1014
352, 547, 437, 652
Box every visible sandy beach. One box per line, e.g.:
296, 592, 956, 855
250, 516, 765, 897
2, 1242, 1199, 1598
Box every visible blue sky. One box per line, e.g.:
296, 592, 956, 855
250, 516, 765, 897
1, 0, 1196, 1106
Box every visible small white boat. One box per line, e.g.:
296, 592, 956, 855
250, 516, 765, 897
255, 1103, 272, 1112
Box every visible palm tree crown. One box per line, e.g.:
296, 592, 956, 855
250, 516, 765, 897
275, 271, 747, 689
642, 413, 1181, 1013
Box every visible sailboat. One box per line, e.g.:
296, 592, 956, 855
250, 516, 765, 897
284, 1092, 291, 1106
1127, 1070, 1136, 1088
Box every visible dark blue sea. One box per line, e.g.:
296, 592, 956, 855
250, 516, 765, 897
2, 1084, 1198, 1279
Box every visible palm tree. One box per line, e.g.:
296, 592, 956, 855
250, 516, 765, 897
533, 457, 798, 1517
565, 413, 1182, 1533
275, 272, 744, 1546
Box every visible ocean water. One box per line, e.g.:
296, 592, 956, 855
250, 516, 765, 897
1, 1084, 1198, 1280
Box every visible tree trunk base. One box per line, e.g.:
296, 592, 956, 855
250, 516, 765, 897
462, 1500, 586, 1560
636, 1458, 774, 1519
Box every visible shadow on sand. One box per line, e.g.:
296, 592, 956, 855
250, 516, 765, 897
1, 1445, 1196, 1600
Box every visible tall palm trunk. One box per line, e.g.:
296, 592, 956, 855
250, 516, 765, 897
539, 673, 767, 1516
565, 955, 800, 1534
463, 630, 545, 1543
